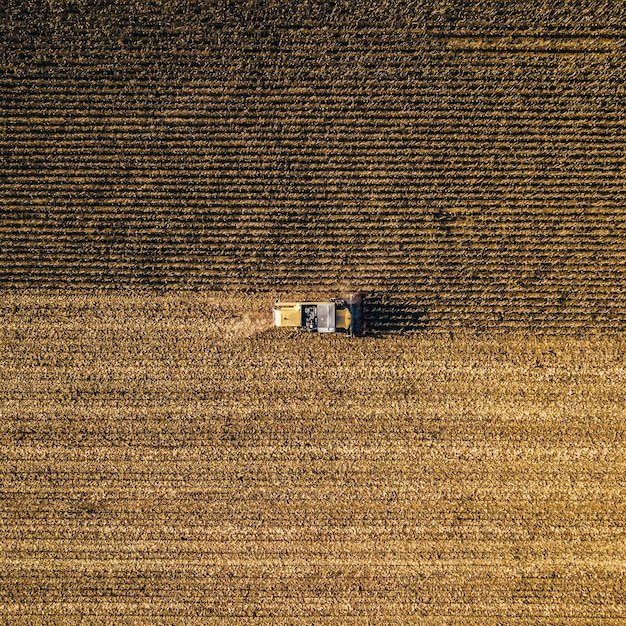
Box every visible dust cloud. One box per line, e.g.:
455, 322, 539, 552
221, 310, 273, 341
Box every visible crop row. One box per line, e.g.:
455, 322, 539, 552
3, 19, 624, 330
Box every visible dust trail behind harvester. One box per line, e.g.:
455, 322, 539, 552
221, 309, 273, 341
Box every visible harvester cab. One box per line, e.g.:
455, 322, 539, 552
273, 293, 365, 337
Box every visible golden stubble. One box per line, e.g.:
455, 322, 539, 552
1, 292, 625, 623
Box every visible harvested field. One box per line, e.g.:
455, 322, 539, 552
1, 292, 625, 623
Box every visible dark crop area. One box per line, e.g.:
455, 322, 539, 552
2, 0, 625, 329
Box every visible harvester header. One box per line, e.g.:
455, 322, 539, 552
273, 293, 365, 336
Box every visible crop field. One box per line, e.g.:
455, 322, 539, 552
1, 292, 625, 623
2, 1, 626, 330
2, 0, 625, 622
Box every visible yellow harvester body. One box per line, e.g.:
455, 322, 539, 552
273, 302, 351, 330
273, 294, 365, 336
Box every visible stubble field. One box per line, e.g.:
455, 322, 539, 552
1, 292, 625, 623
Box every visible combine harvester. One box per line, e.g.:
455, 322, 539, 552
273, 293, 365, 337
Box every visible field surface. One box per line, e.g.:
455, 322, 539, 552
2, 1, 626, 330
1, 292, 625, 624
2, 1, 625, 621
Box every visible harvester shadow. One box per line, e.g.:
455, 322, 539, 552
363, 295, 428, 336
